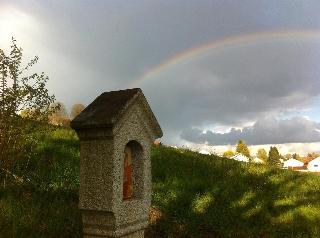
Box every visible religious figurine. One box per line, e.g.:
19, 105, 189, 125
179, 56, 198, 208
123, 146, 133, 199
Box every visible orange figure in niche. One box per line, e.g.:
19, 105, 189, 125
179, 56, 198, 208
123, 146, 133, 199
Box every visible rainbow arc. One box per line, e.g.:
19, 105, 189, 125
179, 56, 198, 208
130, 30, 320, 87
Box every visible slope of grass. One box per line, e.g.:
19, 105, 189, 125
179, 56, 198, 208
0, 128, 81, 238
1, 128, 320, 237
150, 146, 320, 238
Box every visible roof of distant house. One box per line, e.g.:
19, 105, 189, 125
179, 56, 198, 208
253, 157, 264, 163
308, 157, 320, 165
199, 149, 210, 155
231, 154, 249, 162
283, 158, 304, 167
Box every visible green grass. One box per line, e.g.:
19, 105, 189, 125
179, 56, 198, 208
0, 187, 80, 238
1, 128, 320, 237
151, 146, 320, 238
0, 128, 81, 238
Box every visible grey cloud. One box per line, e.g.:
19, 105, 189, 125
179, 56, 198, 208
181, 117, 320, 145
7, 0, 320, 86
144, 40, 320, 139
2, 1, 320, 145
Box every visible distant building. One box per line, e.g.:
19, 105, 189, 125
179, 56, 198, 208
231, 154, 249, 163
307, 157, 320, 172
199, 149, 210, 155
253, 157, 264, 164
283, 158, 304, 170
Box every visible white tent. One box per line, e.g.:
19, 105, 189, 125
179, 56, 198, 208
307, 157, 320, 172
283, 158, 304, 169
231, 154, 249, 163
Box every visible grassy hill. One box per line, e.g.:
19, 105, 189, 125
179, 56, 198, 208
1, 128, 320, 237
150, 146, 320, 238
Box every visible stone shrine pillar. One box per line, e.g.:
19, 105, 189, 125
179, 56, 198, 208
71, 88, 162, 238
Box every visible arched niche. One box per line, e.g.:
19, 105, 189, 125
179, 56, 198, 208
123, 140, 144, 200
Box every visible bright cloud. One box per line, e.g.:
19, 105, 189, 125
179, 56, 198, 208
181, 117, 320, 145
1, 1, 320, 153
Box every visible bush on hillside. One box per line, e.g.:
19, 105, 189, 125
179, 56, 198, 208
0, 38, 58, 185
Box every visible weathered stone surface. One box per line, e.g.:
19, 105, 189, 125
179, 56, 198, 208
71, 88, 162, 138
71, 88, 162, 238
83, 230, 144, 238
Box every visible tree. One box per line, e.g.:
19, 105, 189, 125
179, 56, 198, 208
52, 102, 68, 118
257, 148, 268, 163
236, 140, 250, 158
300, 152, 319, 164
307, 152, 319, 159
284, 154, 292, 160
223, 150, 235, 158
268, 146, 281, 167
292, 153, 300, 161
49, 102, 70, 126
0, 38, 57, 178
70, 103, 85, 119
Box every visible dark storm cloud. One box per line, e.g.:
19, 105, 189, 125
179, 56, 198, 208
3, 0, 320, 144
7, 0, 320, 86
181, 117, 320, 145
144, 41, 320, 134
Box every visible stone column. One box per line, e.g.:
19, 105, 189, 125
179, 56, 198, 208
71, 88, 162, 238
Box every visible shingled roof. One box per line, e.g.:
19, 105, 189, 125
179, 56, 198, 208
70, 88, 162, 137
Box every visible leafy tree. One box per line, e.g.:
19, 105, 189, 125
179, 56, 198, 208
52, 102, 68, 118
284, 154, 292, 160
236, 140, 250, 158
303, 152, 319, 163
49, 102, 70, 126
307, 152, 319, 159
0, 38, 57, 181
70, 103, 85, 119
268, 146, 281, 167
292, 153, 300, 161
257, 148, 268, 163
300, 152, 319, 164
223, 150, 235, 158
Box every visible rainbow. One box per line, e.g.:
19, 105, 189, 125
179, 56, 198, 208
130, 30, 320, 87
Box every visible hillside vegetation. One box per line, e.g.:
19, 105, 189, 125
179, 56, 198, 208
1, 128, 320, 237
150, 146, 320, 238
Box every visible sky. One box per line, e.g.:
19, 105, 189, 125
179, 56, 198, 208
1, 0, 320, 155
